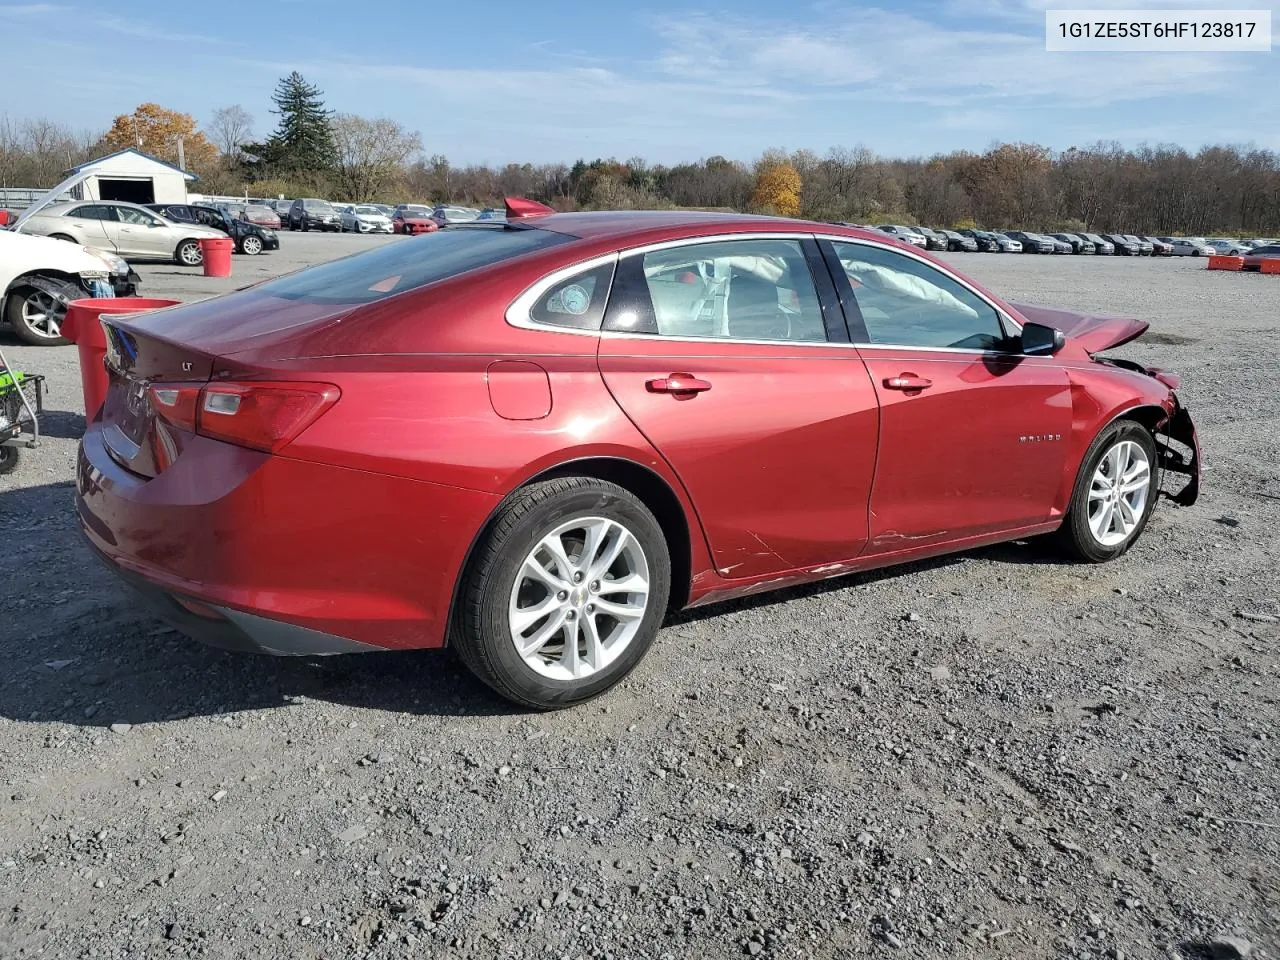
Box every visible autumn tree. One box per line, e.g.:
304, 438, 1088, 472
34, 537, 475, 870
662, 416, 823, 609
331, 114, 422, 201
750, 160, 802, 217
100, 103, 218, 175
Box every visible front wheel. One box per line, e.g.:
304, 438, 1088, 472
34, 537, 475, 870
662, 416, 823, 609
1057, 421, 1159, 562
452, 478, 672, 710
175, 239, 203, 266
0, 444, 19, 475
5, 279, 77, 345
240, 234, 263, 256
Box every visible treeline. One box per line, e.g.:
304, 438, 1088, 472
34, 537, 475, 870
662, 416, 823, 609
3, 74, 1279, 235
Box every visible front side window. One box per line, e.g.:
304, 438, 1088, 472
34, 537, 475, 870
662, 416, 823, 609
615, 238, 826, 342
831, 240, 1008, 351
117, 206, 161, 226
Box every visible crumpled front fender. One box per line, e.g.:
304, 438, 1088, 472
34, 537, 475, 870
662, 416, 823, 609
1157, 400, 1200, 506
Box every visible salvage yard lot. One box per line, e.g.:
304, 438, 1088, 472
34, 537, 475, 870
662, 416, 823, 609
1, 236, 1277, 958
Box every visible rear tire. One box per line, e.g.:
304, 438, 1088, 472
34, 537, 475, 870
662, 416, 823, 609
0, 445, 19, 475
1056, 421, 1159, 563
175, 239, 202, 267
452, 478, 672, 710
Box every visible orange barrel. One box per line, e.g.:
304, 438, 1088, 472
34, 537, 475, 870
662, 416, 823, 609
199, 236, 234, 277
62, 298, 182, 421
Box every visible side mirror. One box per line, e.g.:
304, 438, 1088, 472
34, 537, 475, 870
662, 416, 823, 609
1021, 321, 1065, 356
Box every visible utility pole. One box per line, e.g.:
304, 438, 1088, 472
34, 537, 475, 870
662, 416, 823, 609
176, 136, 185, 171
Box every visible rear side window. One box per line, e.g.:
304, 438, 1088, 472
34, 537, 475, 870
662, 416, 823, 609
257, 227, 573, 304
529, 261, 616, 330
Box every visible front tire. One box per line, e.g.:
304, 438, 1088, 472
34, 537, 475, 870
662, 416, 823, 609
1057, 421, 1159, 562
452, 478, 672, 710
48, 233, 76, 244
240, 234, 263, 256
5, 280, 77, 345
0, 444, 19, 475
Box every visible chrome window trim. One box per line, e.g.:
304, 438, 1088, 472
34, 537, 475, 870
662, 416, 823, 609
505, 230, 1027, 352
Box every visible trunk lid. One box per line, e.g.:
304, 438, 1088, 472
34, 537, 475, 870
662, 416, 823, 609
1009, 302, 1149, 353
98, 287, 353, 478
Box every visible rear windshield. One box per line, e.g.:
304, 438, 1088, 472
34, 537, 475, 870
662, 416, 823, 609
255, 226, 573, 304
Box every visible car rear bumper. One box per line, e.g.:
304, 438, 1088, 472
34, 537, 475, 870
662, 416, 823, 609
89, 545, 380, 655
75, 424, 500, 653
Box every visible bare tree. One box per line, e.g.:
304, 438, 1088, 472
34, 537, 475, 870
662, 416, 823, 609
331, 114, 422, 201
209, 105, 254, 161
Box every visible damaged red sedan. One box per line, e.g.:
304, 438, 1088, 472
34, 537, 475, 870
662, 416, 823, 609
77, 201, 1200, 709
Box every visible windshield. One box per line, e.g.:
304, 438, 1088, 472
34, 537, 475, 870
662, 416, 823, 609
304, 200, 334, 212
254, 226, 573, 305
354, 205, 382, 215
400, 206, 431, 216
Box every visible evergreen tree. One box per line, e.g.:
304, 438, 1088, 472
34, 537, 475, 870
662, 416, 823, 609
246, 72, 336, 175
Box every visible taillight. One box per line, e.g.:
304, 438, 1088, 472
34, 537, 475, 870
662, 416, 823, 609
146, 381, 339, 453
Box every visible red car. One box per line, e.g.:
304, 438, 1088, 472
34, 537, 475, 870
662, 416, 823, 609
241, 204, 282, 230
77, 199, 1200, 709
392, 204, 438, 235
1241, 243, 1280, 269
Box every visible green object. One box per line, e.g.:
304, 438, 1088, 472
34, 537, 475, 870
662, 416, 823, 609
0, 369, 27, 392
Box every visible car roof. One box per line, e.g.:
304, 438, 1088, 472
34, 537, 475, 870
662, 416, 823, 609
519, 210, 896, 248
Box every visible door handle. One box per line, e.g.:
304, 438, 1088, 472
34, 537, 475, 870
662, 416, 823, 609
883, 374, 933, 391
647, 374, 712, 394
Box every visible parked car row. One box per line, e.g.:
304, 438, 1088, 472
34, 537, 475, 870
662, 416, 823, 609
858, 224, 1279, 257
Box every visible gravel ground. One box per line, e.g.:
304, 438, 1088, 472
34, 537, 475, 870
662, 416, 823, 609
1, 238, 1276, 960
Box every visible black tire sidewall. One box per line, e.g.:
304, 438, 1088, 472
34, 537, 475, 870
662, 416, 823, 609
463, 483, 671, 709
1064, 421, 1159, 562
176, 241, 202, 266
0, 444, 18, 474
6, 284, 72, 346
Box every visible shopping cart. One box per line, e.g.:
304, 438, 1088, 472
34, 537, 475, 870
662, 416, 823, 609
0, 344, 45, 475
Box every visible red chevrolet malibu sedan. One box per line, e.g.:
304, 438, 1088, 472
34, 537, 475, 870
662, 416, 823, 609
77, 200, 1200, 709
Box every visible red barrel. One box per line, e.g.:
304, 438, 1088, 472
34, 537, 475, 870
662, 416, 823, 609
62, 298, 182, 421
199, 236, 234, 277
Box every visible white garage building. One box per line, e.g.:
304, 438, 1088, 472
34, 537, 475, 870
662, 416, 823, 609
59, 149, 196, 205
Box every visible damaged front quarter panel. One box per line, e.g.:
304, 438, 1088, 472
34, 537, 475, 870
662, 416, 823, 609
1157, 400, 1201, 506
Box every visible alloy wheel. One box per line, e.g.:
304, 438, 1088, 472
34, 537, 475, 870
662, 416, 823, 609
508, 516, 650, 681
179, 242, 203, 266
241, 235, 263, 255
1087, 440, 1152, 546
20, 291, 64, 340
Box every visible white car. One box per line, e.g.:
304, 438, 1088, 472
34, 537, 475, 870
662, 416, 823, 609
1, 229, 139, 345
18, 200, 224, 266
340, 204, 394, 234
1162, 237, 1214, 257
874, 224, 929, 248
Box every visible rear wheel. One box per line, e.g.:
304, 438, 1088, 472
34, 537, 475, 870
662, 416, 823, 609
452, 478, 671, 710
5, 279, 77, 345
0, 445, 19, 475
1057, 421, 1159, 562
175, 239, 202, 266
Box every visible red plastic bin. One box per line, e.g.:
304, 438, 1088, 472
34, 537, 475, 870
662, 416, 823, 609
61, 298, 182, 421
199, 236, 234, 277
